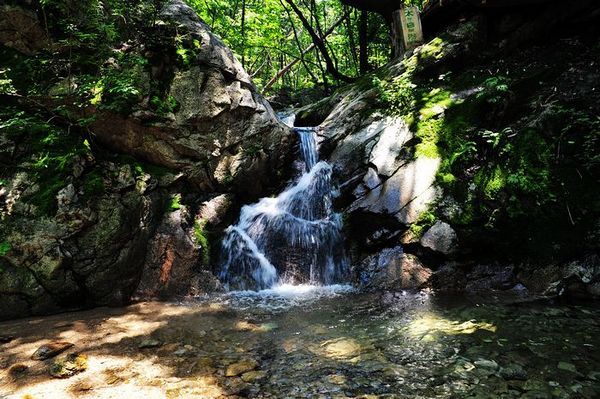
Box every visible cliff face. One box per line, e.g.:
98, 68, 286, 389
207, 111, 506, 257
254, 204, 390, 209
299, 3, 600, 297
0, 0, 294, 319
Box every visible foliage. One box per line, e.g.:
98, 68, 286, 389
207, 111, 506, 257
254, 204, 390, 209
187, 0, 390, 96
168, 194, 182, 211
193, 219, 211, 266
409, 210, 436, 238
95, 53, 149, 114
0, 106, 92, 215
370, 29, 599, 258
0, 242, 11, 257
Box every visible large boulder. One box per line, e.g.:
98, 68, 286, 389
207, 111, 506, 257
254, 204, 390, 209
0, 0, 294, 319
89, 0, 293, 199
420, 221, 458, 256
0, 162, 165, 319
356, 246, 432, 290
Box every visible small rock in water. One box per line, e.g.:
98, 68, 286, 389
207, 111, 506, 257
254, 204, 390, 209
500, 364, 527, 380
49, 353, 88, 378
226, 359, 259, 377
8, 363, 29, 378
173, 348, 188, 356
32, 341, 74, 360
259, 322, 279, 332
474, 359, 499, 370
138, 339, 162, 349
523, 379, 547, 392
557, 361, 578, 373
241, 370, 267, 382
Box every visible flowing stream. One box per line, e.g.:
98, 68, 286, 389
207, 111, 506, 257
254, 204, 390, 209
219, 118, 348, 290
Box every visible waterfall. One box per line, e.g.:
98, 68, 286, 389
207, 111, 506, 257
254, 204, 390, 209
219, 125, 349, 290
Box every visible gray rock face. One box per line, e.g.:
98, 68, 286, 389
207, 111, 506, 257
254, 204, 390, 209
0, 165, 164, 320
420, 221, 458, 255
315, 73, 441, 252
356, 246, 432, 290
90, 0, 294, 199
136, 209, 220, 298
350, 156, 440, 225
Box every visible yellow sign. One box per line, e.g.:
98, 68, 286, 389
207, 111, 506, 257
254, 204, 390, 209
400, 6, 424, 49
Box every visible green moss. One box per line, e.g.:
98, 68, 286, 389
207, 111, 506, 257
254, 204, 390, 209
415, 118, 443, 158
0, 241, 11, 257
440, 172, 456, 185
168, 194, 182, 211
419, 88, 454, 119
409, 210, 437, 239
418, 37, 446, 60
193, 219, 210, 267
81, 170, 105, 202
149, 94, 179, 115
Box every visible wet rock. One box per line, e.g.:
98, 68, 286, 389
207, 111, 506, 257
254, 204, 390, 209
420, 221, 458, 256
48, 353, 88, 378
226, 359, 259, 377
500, 364, 528, 380
137, 209, 206, 298
349, 156, 441, 225
138, 339, 162, 349
557, 361, 578, 373
322, 338, 363, 359
241, 370, 267, 382
357, 247, 432, 290
8, 363, 29, 378
32, 341, 74, 360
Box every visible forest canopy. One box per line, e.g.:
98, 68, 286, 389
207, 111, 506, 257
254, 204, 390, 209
187, 0, 398, 97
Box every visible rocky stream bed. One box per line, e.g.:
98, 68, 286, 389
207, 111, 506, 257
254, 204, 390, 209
1, 287, 599, 398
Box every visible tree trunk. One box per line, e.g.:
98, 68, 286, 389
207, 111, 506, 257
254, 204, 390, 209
240, 0, 246, 66
282, 0, 354, 82
263, 13, 348, 91
390, 8, 405, 59
359, 10, 369, 73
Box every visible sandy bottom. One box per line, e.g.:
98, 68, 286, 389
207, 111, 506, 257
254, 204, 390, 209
0, 301, 234, 399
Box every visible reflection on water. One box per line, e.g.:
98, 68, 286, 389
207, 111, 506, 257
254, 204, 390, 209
179, 288, 600, 398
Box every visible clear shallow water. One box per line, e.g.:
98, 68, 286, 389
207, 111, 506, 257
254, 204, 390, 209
182, 288, 600, 398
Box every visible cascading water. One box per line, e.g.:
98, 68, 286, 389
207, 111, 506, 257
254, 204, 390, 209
219, 121, 349, 290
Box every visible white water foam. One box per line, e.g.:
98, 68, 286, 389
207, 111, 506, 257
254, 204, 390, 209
219, 127, 349, 290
